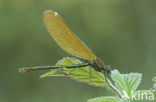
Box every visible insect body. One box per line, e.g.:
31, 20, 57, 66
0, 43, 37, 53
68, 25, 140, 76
19, 10, 111, 79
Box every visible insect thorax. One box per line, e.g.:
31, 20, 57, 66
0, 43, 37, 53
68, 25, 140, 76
91, 58, 111, 75
91, 58, 104, 71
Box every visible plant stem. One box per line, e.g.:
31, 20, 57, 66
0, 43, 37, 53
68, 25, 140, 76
107, 83, 122, 98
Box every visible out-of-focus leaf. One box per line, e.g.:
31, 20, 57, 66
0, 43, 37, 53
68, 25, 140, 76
111, 70, 142, 96
87, 96, 129, 102
40, 57, 110, 87
152, 77, 156, 92
153, 83, 156, 92
152, 77, 156, 82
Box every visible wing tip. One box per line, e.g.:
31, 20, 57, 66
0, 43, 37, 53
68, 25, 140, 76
43, 10, 58, 16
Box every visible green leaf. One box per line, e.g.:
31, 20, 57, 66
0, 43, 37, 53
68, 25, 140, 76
40, 69, 64, 78
87, 96, 129, 102
152, 77, 156, 92
111, 70, 142, 96
153, 83, 156, 92
152, 77, 156, 82
40, 57, 110, 87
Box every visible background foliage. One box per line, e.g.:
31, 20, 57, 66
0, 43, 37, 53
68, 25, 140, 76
0, 0, 156, 102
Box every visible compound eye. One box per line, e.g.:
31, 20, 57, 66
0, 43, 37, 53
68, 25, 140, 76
94, 67, 98, 71
105, 65, 111, 74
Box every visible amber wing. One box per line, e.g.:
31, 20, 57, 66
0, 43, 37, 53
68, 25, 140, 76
43, 10, 97, 60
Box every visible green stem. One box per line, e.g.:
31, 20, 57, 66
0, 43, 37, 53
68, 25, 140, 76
107, 84, 122, 98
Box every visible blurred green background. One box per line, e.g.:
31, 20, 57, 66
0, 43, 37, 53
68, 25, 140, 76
0, 0, 156, 102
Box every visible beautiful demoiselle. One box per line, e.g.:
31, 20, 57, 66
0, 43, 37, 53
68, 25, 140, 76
19, 10, 111, 79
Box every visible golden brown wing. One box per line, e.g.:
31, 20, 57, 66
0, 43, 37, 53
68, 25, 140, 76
43, 10, 97, 60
